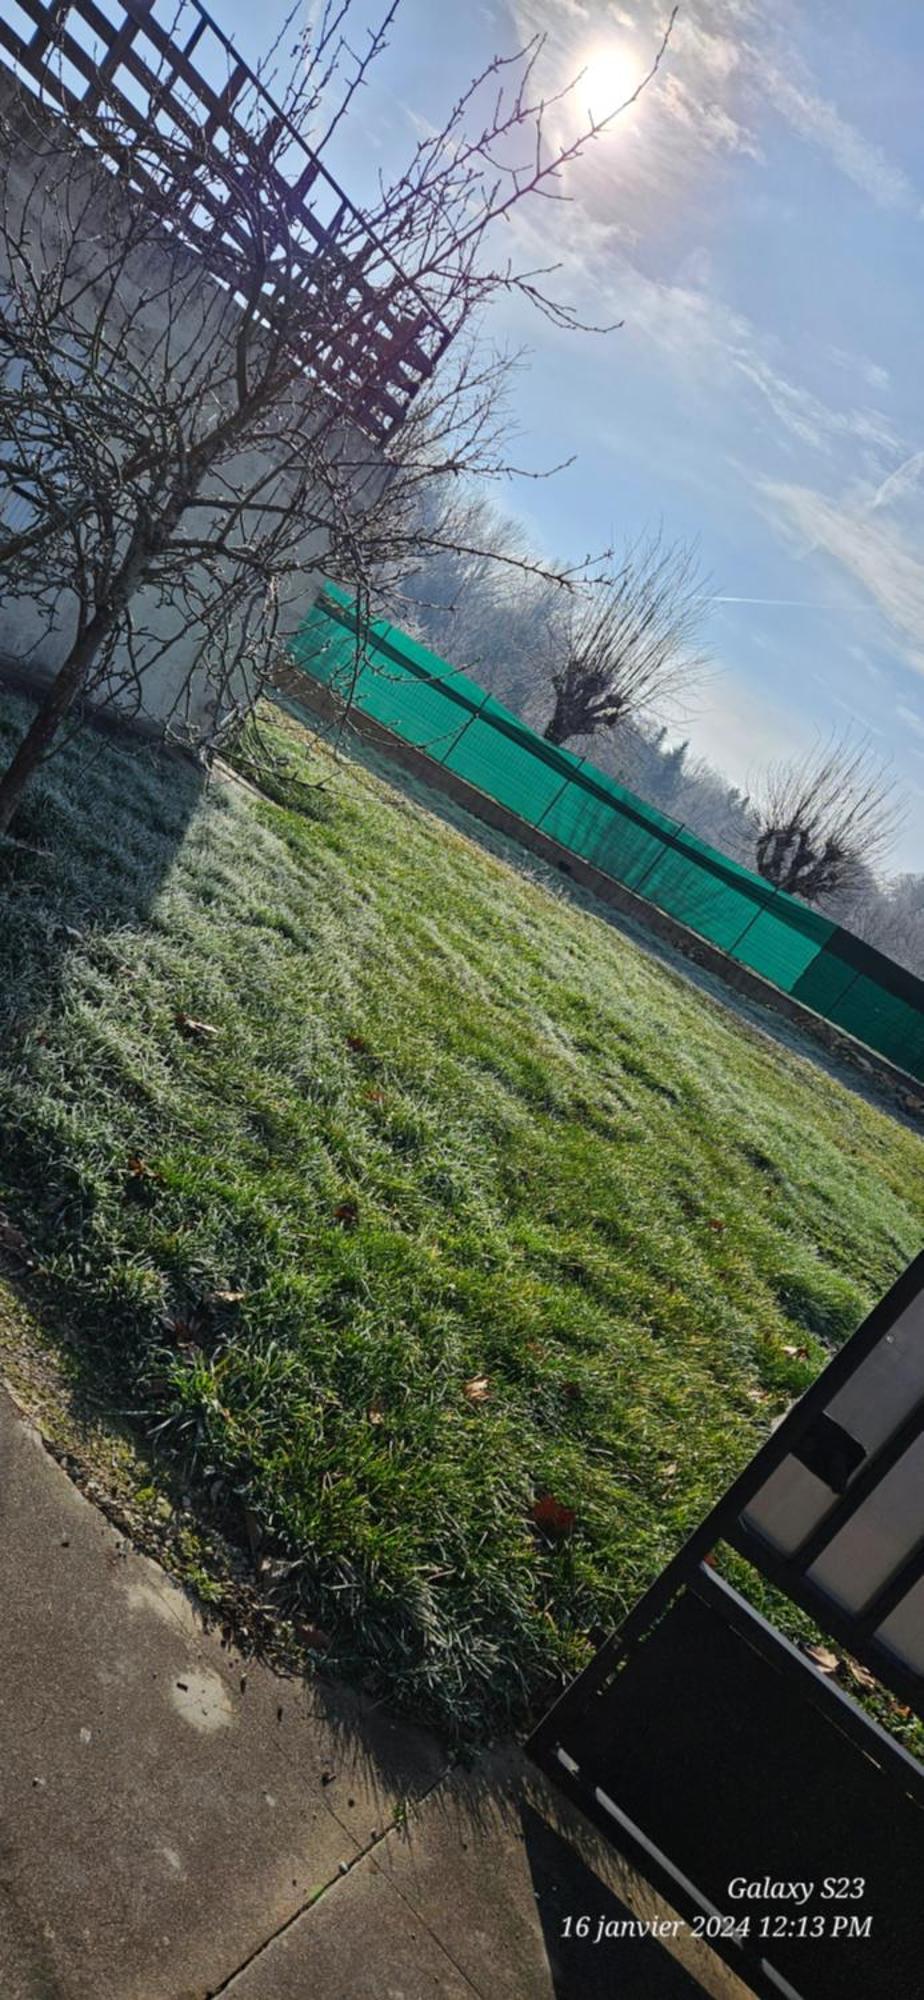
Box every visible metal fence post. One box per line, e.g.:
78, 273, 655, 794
631, 825, 685, 900
439, 691, 491, 765
728, 883, 780, 963
533, 758, 585, 831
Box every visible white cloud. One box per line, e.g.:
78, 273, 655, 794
870, 451, 924, 513
896, 703, 924, 739
758, 66, 921, 214
532, 212, 902, 465
502, 1, 904, 479
827, 350, 891, 395
763, 481, 924, 676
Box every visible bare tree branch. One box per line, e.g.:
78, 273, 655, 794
0, 0, 675, 831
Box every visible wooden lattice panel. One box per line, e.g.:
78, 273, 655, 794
0, 0, 453, 437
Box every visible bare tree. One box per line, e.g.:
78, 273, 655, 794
0, 0, 676, 835
753, 734, 905, 902
541, 533, 709, 748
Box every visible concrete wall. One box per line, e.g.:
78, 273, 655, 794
0, 74, 389, 747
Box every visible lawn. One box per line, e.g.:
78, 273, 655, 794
1, 686, 923, 1736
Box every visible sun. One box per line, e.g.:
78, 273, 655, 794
578, 41, 648, 124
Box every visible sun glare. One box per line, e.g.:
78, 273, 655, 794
578, 41, 647, 125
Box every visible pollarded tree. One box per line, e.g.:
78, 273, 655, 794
753, 734, 904, 902
541, 532, 709, 748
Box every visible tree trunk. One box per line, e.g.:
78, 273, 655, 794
0, 615, 116, 835
0, 487, 195, 836
543, 711, 566, 746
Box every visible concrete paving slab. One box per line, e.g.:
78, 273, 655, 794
0, 1381, 752, 2000
221, 1746, 753, 2000
0, 1388, 445, 2000
356, 1747, 750, 2000
217, 1854, 481, 2000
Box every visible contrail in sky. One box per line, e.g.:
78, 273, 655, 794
869, 451, 924, 512
709, 595, 853, 609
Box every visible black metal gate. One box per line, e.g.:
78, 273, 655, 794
528, 1251, 924, 1999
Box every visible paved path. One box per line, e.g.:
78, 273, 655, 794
0, 1388, 751, 2000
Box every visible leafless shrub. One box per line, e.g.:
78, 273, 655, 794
753, 733, 905, 902
540, 532, 709, 748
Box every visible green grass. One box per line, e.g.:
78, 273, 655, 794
1, 688, 923, 1737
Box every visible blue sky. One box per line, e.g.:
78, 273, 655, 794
226, 0, 924, 871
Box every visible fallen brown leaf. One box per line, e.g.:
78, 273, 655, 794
297, 1622, 332, 1653
333, 1200, 359, 1228
845, 1658, 877, 1691
204, 1289, 245, 1306
463, 1375, 490, 1404
708, 1217, 726, 1232
346, 1033, 370, 1055
368, 1405, 385, 1426
804, 1643, 839, 1675
175, 1011, 219, 1041
124, 1155, 162, 1205
531, 1494, 576, 1538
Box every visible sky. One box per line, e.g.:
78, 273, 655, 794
223, 0, 924, 872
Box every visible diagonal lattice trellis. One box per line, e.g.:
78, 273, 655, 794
0, 0, 455, 438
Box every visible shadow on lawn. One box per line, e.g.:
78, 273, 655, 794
0, 683, 205, 1034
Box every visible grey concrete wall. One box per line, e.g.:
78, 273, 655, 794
0, 74, 389, 746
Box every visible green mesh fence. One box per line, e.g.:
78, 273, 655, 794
290, 586, 924, 1085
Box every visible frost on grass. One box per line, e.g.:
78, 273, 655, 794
1, 692, 922, 1735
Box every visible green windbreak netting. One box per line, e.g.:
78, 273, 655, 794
288, 587, 924, 1084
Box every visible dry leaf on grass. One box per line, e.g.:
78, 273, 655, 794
174, 1011, 219, 1041
204, 1289, 245, 1307
296, 1621, 332, 1653
333, 1200, 359, 1228
463, 1376, 490, 1404
804, 1643, 839, 1675
368, 1405, 385, 1426
124, 1155, 162, 1204
531, 1494, 576, 1538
